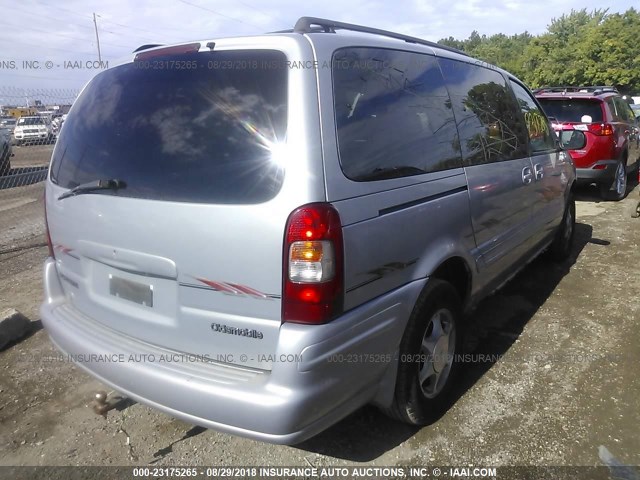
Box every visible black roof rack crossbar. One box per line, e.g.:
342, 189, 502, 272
533, 85, 619, 94
292, 16, 468, 57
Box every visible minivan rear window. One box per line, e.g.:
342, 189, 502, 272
537, 99, 603, 123
51, 50, 288, 204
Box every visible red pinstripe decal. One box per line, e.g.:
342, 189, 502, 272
226, 282, 268, 299
195, 278, 269, 299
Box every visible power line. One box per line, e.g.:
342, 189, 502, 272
9, 3, 156, 43
10, 4, 94, 30
177, 0, 263, 30
29, 0, 168, 42
235, 0, 276, 19
33, 0, 94, 20
0, 90, 79, 99
0, 35, 109, 56
0, 20, 131, 49
233, 0, 289, 29
97, 16, 193, 36
33, 0, 187, 39
0, 71, 81, 81
213, 0, 289, 28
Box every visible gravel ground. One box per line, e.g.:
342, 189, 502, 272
7, 144, 54, 169
0, 176, 639, 470
0, 144, 51, 251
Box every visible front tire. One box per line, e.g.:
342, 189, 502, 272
383, 279, 463, 425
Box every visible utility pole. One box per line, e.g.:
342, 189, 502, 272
93, 13, 102, 63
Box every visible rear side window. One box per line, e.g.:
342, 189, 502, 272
332, 48, 462, 181
51, 50, 288, 204
438, 58, 528, 166
509, 80, 556, 154
536, 98, 604, 123
613, 97, 634, 123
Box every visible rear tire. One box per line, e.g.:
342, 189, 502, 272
549, 195, 575, 261
599, 159, 627, 201
383, 279, 463, 425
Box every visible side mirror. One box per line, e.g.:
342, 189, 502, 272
558, 130, 587, 150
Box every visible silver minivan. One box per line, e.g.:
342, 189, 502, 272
41, 17, 584, 444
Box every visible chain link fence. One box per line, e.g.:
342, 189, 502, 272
0, 87, 79, 257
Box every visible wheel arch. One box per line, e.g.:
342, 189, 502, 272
429, 256, 472, 308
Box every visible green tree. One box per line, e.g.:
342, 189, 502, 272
437, 7, 640, 93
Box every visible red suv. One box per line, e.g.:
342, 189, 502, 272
535, 86, 640, 200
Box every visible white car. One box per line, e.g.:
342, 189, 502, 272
13, 116, 54, 146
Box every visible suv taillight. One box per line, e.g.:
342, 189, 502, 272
588, 123, 614, 136
282, 203, 343, 324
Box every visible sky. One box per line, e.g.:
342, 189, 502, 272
0, 0, 636, 105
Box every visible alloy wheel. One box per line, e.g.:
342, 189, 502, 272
418, 308, 456, 399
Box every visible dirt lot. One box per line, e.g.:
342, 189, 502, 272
8, 144, 54, 169
0, 169, 639, 470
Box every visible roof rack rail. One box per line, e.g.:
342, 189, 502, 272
291, 16, 468, 57
533, 85, 619, 95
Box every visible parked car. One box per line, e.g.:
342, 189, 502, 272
535, 86, 640, 200
0, 117, 16, 143
0, 124, 15, 142
0, 116, 16, 127
0, 129, 13, 176
631, 104, 640, 121
13, 115, 54, 146
41, 17, 584, 444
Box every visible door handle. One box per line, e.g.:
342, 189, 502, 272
534, 163, 544, 180
522, 166, 533, 185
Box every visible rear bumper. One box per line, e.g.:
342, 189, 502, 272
575, 160, 617, 185
40, 259, 422, 444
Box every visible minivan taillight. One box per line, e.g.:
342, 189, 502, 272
282, 203, 343, 324
588, 123, 614, 136
43, 193, 55, 259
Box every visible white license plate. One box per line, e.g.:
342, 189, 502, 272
109, 275, 153, 307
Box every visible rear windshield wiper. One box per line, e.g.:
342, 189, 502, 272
357, 166, 427, 181
58, 179, 126, 200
